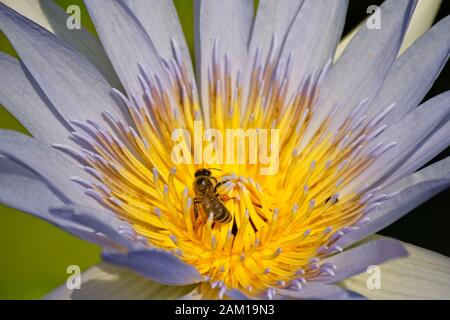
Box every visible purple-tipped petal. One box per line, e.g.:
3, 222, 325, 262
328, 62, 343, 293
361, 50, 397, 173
301, 0, 417, 150
84, 0, 168, 106
275, 0, 348, 98
336, 156, 450, 249
383, 121, 450, 185
343, 91, 450, 193
226, 283, 365, 300
49, 205, 135, 250
122, 0, 194, 78
195, 0, 254, 127
367, 15, 450, 126
0, 156, 113, 245
225, 289, 251, 300
277, 283, 366, 300
249, 0, 304, 58
0, 130, 101, 209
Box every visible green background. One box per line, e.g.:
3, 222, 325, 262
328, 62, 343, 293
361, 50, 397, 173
0, 0, 194, 300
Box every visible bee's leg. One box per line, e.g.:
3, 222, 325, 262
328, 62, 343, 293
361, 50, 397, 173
194, 198, 210, 225
194, 202, 199, 218
214, 179, 235, 202
213, 179, 230, 193
217, 194, 236, 202
193, 198, 202, 219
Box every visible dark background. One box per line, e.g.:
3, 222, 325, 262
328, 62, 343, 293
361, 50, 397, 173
346, 0, 450, 256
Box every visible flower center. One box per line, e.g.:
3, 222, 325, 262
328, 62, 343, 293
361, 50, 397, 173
59, 38, 397, 297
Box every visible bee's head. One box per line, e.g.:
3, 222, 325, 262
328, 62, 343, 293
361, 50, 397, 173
195, 168, 212, 177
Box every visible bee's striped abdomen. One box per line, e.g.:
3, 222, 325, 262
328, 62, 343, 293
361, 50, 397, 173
203, 197, 231, 224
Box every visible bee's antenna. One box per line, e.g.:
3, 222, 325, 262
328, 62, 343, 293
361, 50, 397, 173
208, 168, 222, 172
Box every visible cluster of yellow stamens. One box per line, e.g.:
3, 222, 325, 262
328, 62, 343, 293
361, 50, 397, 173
61, 38, 397, 298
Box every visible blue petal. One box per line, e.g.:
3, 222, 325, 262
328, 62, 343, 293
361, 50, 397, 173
320, 237, 408, 284
301, 0, 417, 150
336, 156, 450, 249
0, 4, 127, 127
84, 0, 168, 106
0, 156, 109, 245
275, 0, 349, 99
276, 283, 366, 300
0, 130, 101, 209
367, 15, 450, 125
47, 204, 202, 285
122, 0, 194, 79
49, 204, 135, 250
102, 248, 202, 286
226, 283, 366, 300
249, 0, 304, 58
195, 0, 254, 127
343, 91, 450, 193
385, 121, 450, 184
0, 52, 72, 146
1, 0, 120, 87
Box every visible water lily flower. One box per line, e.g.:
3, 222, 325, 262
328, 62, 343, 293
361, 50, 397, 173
0, 0, 449, 300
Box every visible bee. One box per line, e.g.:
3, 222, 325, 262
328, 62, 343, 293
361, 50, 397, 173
325, 196, 339, 204
193, 168, 232, 224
